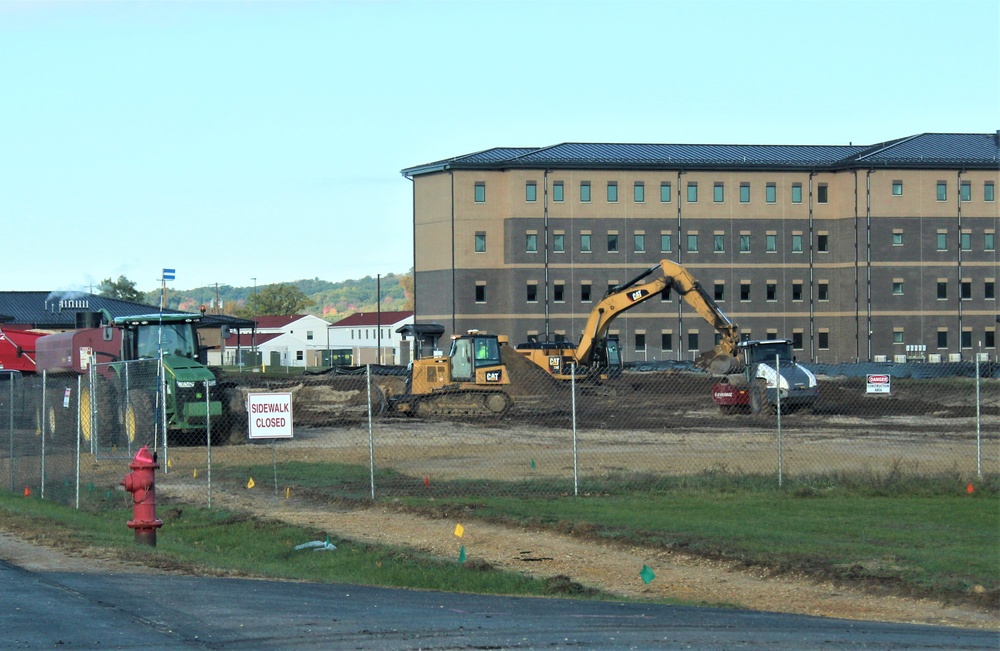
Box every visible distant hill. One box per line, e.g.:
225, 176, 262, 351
146, 271, 413, 322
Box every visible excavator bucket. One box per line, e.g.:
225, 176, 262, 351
696, 346, 739, 376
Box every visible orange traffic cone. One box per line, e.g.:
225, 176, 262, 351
23, 486, 31, 497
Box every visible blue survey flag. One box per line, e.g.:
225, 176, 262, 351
162, 268, 176, 281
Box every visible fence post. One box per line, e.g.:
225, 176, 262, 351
75, 374, 81, 510
976, 345, 982, 480
7, 373, 14, 493
205, 380, 212, 509
571, 363, 578, 497
776, 353, 783, 488
367, 364, 375, 501
39, 374, 45, 500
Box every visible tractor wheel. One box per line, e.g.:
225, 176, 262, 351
749, 380, 769, 415
124, 392, 155, 447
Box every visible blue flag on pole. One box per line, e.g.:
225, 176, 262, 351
162, 268, 175, 281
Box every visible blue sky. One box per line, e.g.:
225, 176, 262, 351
1, 0, 997, 293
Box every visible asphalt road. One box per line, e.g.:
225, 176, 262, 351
2, 559, 996, 651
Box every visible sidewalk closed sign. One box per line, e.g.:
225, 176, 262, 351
866, 374, 891, 394
248, 392, 294, 439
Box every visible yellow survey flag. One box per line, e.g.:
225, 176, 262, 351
167, 458, 173, 469
193, 469, 198, 478
454, 523, 464, 538
247, 477, 255, 489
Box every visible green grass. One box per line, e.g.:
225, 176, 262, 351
0, 491, 604, 599
210, 462, 999, 604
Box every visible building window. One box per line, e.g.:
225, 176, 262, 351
817, 233, 829, 252
687, 182, 698, 203
818, 282, 829, 301
765, 183, 776, 203
553, 284, 565, 302
893, 330, 904, 344
937, 330, 948, 348
553, 233, 565, 253
475, 231, 486, 253
660, 233, 672, 253
937, 281, 947, 299
985, 280, 995, 300
661, 333, 673, 351
892, 180, 903, 196
634, 182, 644, 203
581, 283, 592, 302
986, 182, 995, 202
740, 183, 750, 203
766, 282, 777, 301
607, 233, 619, 252
792, 281, 803, 301
526, 233, 537, 253
817, 183, 828, 203
553, 181, 564, 202
523, 181, 536, 202
961, 330, 973, 349
580, 233, 592, 253
475, 284, 486, 303
818, 332, 830, 350
961, 280, 972, 300
713, 182, 725, 203
937, 181, 947, 201
714, 282, 725, 301
792, 332, 804, 350
474, 182, 485, 203
740, 234, 751, 253
961, 232, 972, 251
295, 350, 303, 361
961, 181, 971, 202
740, 282, 751, 302
306, 330, 314, 341
792, 183, 802, 203
986, 232, 995, 251
766, 233, 777, 252
526, 284, 537, 302
937, 232, 947, 251
687, 233, 698, 252
660, 182, 672, 202
892, 280, 904, 295
892, 231, 903, 246
607, 181, 618, 203
634, 233, 645, 253
688, 331, 699, 352
580, 181, 591, 203
791, 234, 803, 253
635, 333, 646, 352
713, 234, 725, 253
987, 330, 997, 348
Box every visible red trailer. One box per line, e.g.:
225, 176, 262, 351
0, 327, 46, 373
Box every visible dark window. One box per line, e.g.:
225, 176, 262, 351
607, 233, 619, 252
986, 330, 996, 348
937, 330, 948, 348
817, 234, 829, 252
792, 332, 803, 349
985, 281, 995, 299
661, 333, 673, 351
553, 284, 564, 302
961, 280, 972, 300
687, 332, 699, 351
740, 283, 750, 301
714, 282, 724, 301
817, 184, 828, 203
961, 330, 973, 348
766, 282, 777, 301
937, 281, 947, 299
792, 282, 803, 301
526, 285, 537, 302
475, 284, 485, 302
818, 332, 829, 350
581, 283, 591, 302
635, 333, 646, 352
818, 282, 829, 301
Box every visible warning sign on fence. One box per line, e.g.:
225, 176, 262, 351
247, 392, 294, 439
866, 374, 891, 394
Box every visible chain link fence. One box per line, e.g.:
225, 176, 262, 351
2, 356, 997, 514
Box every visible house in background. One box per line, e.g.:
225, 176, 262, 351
328, 311, 414, 365
232, 314, 333, 367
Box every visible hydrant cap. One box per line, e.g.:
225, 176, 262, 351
133, 445, 156, 466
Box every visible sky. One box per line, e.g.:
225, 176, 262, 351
1, 0, 997, 294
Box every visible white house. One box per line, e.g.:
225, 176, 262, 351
221, 314, 333, 367
328, 311, 413, 365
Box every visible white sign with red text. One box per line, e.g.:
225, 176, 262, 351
247, 392, 294, 439
866, 374, 891, 394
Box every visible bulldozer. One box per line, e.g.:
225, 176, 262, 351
390, 326, 512, 418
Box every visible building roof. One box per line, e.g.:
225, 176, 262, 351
402, 133, 1000, 175
331, 311, 414, 327
224, 332, 282, 348
252, 314, 315, 330
0, 291, 190, 330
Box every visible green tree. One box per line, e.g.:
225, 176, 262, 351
237, 284, 314, 317
98, 275, 145, 303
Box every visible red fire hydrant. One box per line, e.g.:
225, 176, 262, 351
121, 446, 163, 546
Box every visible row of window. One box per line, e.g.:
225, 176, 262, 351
348, 328, 394, 340
511, 278, 997, 305
475, 229, 997, 255
473, 180, 997, 205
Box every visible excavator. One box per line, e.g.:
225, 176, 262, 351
390, 326, 513, 418
517, 259, 742, 379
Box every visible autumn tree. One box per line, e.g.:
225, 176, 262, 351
398, 270, 414, 310
237, 283, 314, 317
97, 275, 145, 303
